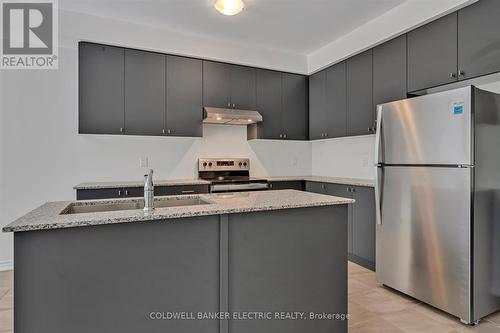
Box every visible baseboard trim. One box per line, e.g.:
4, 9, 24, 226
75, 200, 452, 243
0, 260, 13, 271
348, 253, 375, 271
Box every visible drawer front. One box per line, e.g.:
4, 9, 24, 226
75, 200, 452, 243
77, 188, 125, 200
268, 181, 304, 191
155, 185, 209, 196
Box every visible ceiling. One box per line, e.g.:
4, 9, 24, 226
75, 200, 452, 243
60, 0, 406, 55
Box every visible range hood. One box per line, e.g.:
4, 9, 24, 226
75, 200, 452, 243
203, 107, 263, 125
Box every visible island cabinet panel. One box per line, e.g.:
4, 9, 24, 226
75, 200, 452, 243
14, 217, 221, 333
124, 49, 165, 136
373, 35, 407, 110
254, 69, 283, 140
268, 181, 304, 191
347, 49, 374, 136
165, 55, 203, 137
407, 12, 458, 92
227, 207, 348, 333
282, 73, 308, 140
79, 43, 124, 134
458, 0, 500, 80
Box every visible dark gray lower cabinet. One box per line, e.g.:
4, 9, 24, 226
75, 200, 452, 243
79, 43, 124, 134
166, 56, 203, 137
228, 207, 347, 333
124, 49, 165, 136
76, 185, 209, 200
305, 181, 375, 270
268, 181, 304, 191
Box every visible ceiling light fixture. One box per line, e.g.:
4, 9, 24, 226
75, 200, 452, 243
214, 0, 245, 16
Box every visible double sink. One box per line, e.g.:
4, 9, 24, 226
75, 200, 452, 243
61, 197, 214, 215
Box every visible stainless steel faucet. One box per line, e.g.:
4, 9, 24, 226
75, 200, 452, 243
143, 169, 154, 213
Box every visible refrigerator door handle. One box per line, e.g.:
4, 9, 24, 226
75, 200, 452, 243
374, 105, 383, 166
375, 166, 384, 225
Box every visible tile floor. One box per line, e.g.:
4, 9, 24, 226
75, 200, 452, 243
0, 263, 499, 332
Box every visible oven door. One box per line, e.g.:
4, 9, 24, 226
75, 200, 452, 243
210, 183, 269, 193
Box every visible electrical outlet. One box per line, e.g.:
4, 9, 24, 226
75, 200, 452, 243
140, 156, 149, 168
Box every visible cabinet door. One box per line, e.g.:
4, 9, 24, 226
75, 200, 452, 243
458, 0, 500, 80
155, 185, 209, 196
373, 35, 407, 110
308, 70, 326, 140
407, 13, 458, 92
282, 73, 308, 140
230, 65, 257, 110
124, 49, 165, 136
166, 56, 203, 137
255, 69, 282, 139
203, 61, 231, 108
325, 62, 347, 138
347, 50, 373, 136
79, 43, 124, 134
351, 186, 376, 264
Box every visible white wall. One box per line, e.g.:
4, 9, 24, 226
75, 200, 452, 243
0, 11, 311, 267
312, 135, 375, 180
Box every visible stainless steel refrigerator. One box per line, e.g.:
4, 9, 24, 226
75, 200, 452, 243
375, 86, 500, 324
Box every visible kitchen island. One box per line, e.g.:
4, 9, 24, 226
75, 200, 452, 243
4, 190, 353, 333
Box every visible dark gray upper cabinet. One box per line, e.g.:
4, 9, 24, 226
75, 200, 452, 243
230, 65, 257, 110
308, 70, 326, 140
202, 61, 256, 110
79, 43, 124, 134
373, 35, 407, 111
203, 61, 231, 108
282, 73, 308, 140
254, 69, 282, 139
407, 13, 458, 92
166, 56, 203, 137
325, 61, 347, 138
124, 49, 165, 136
347, 50, 373, 136
458, 0, 500, 80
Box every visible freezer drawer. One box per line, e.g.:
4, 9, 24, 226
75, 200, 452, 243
377, 86, 472, 165
376, 165, 472, 321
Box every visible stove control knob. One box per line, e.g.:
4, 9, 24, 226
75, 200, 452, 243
203, 162, 207, 167
243, 162, 247, 167
208, 162, 213, 167
238, 162, 243, 167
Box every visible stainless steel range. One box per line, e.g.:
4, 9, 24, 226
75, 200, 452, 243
198, 158, 269, 193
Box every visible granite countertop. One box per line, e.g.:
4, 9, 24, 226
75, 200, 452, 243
264, 176, 375, 187
74, 176, 374, 190
3, 190, 354, 233
74, 178, 210, 189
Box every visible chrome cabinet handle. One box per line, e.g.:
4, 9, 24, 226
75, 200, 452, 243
232, 103, 235, 108
283, 134, 287, 138
279, 134, 283, 138
120, 127, 124, 133
450, 72, 457, 78
227, 103, 230, 107
167, 129, 171, 135
118, 190, 123, 196
181, 190, 195, 194
458, 70, 465, 77
125, 190, 130, 196
162, 129, 166, 134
